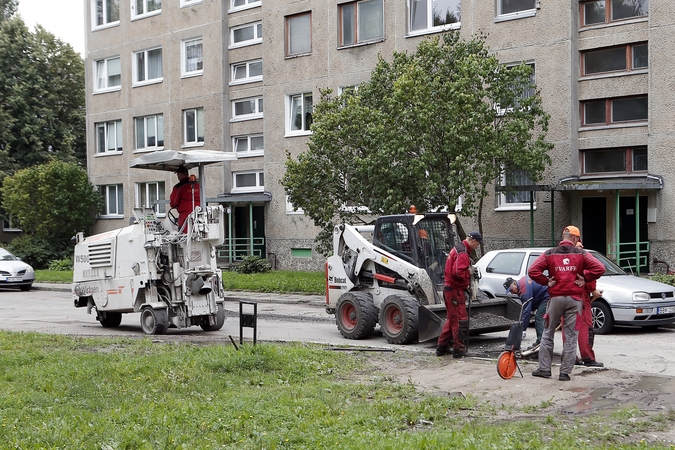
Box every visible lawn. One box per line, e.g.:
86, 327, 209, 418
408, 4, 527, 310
0, 332, 672, 449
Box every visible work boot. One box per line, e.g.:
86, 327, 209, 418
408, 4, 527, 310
452, 349, 468, 359
532, 369, 551, 378
435, 346, 451, 357
583, 359, 604, 367
574, 357, 584, 366
559, 373, 571, 381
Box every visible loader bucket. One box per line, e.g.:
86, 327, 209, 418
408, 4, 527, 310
418, 304, 446, 343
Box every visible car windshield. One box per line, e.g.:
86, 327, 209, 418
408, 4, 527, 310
589, 251, 626, 276
0, 248, 18, 261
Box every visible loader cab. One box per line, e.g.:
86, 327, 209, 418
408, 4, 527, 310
373, 213, 455, 280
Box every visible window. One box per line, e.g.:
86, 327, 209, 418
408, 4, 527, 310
497, 0, 536, 16
136, 181, 166, 215
582, 96, 648, 126
484, 251, 526, 276
93, 0, 120, 28
135, 114, 164, 150
233, 134, 264, 157
339, 0, 383, 46
183, 108, 204, 146
94, 56, 121, 92
96, 120, 123, 154
582, 43, 648, 76
409, 0, 460, 34
286, 195, 304, 214
497, 168, 536, 210
231, 97, 263, 121
2, 215, 21, 232
133, 47, 163, 85
496, 62, 535, 115
132, 0, 161, 19
231, 59, 262, 85
230, 0, 261, 11
291, 248, 312, 258
582, 146, 647, 174
581, 0, 648, 26
99, 184, 124, 217
286, 13, 311, 56
230, 22, 262, 48
181, 0, 201, 6
233, 171, 264, 193
286, 93, 313, 135
182, 38, 203, 77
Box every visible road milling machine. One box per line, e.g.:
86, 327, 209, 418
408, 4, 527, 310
72, 150, 234, 335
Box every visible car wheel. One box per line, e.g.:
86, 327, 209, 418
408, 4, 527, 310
335, 292, 377, 340
591, 301, 614, 335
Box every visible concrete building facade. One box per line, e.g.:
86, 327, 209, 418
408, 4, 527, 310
84, 0, 668, 273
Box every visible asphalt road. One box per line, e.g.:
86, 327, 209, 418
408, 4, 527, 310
2, 286, 674, 377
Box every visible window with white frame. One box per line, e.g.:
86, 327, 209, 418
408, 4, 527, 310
230, 22, 262, 48
233, 134, 264, 157
133, 47, 163, 85
286, 93, 313, 135
497, 168, 536, 210
286, 12, 311, 56
134, 114, 164, 150
132, 0, 161, 19
94, 56, 121, 92
182, 38, 203, 77
496, 0, 536, 21
183, 108, 204, 146
96, 120, 123, 154
340, 0, 384, 46
99, 184, 124, 217
231, 97, 263, 121
496, 62, 535, 115
93, 0, 120, 28
408, 0, 460, 35
286, 195, 304, 215
2, 215, 21, 232
180, 0, 201, 7
230, 59, 262, 85
136, 181, 166, 215
230, 0, 261, 12
232, 171, 264, 193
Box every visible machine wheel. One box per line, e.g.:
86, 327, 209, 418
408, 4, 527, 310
379, 294, 419, 345
497, 351, 518, 380
98, 311, 122, 328
591, 301, 614, 335
335, 292, 377, 340
200, 304, 226, 332
140, 307, 169, 335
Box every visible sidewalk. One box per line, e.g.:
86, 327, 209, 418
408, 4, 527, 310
34, 283, 326, 307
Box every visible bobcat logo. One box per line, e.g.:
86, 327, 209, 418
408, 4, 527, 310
563, 258, 570, 265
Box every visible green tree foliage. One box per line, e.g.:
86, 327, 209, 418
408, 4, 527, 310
0, 17, 85, 171
0, 0, 18, 22
282, 31, 553, 254
1, 160, 101, 267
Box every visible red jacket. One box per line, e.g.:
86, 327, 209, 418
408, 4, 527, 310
170, 180, 200, 227
528, 240, 605, 300
444, 240, 472, 289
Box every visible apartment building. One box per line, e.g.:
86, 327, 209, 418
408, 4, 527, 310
84, 0, 669, 273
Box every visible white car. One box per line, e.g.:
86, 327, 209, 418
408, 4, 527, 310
0, 247, 35, 291
474, 247, 675, 334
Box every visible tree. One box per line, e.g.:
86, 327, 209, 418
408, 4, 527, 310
0, 0, 17, 22
1, 160, 102, 267
282, 31, 552, 255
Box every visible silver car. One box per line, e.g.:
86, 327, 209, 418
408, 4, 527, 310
474, 247, 675, 334
0, 247, 35, 291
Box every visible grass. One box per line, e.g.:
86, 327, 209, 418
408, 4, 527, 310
39, 270, 326, 294
0, 332, 673, 449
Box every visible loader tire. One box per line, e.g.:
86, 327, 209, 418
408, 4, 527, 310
379, 294, 418, 345
98, 311, 122, 328
200, 304, 226, 332
140, 307, 169, 335
336, 292, 377, 340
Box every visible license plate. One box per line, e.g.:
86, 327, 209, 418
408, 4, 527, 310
658, 306, 675, 314
6, 277, 22, 282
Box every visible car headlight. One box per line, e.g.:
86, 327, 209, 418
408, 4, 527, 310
25, 266, 34, 274
632, 292, 650, 302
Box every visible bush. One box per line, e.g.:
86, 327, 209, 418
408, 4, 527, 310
649, 274, 675, 287
6, 235, 71, 269
48, 257, 73, 271
234, 256, 272, 274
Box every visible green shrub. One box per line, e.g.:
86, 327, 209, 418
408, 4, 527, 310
649, 273, 675, 286
5, 235, 70, 269
233, 255, 272, 274
48, 257, 74, 271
